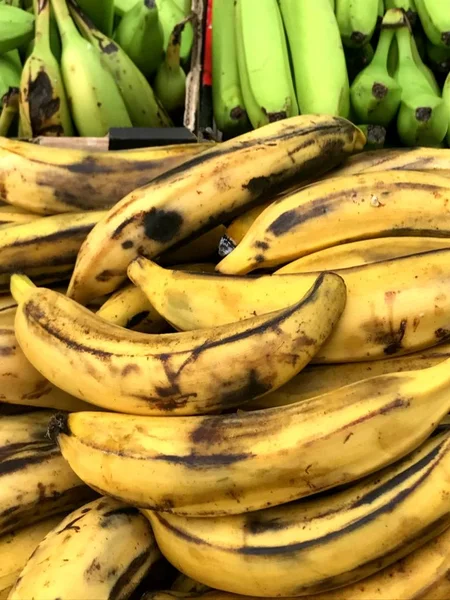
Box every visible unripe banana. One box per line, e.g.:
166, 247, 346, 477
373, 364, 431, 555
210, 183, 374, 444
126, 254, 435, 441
9, 496, 160, 600
415, 0, 450, 48
66, 115, 365, 303
0, 3, 34, 54
154, 19, 188, 115
76, 0, 114, 35
12, 271, 346, 415
0, 411, 96, 535
157, 0, 194, 63
336, 0, 379, 47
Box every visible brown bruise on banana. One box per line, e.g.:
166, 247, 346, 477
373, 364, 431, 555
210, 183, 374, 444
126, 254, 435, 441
25, 70, 63, 137
89, 121, 358, 288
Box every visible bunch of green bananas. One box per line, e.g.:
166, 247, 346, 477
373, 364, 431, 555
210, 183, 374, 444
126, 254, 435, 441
0, 0, 195, 138
212, 0, 450, 149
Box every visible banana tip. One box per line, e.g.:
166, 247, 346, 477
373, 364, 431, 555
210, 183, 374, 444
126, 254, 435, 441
47, 412, 70, 443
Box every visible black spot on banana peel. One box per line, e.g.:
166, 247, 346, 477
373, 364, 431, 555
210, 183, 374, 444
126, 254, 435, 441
16, 272, 346, 416
66, 115, 364, 304
27, 71, 63, 137
143, 433, 450, 596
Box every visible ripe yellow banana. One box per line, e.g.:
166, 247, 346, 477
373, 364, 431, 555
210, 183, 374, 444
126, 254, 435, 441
97, 264, 216, 333
50, 352, 450, 516
0, 294, 16, 326
128, 249, 450, 362
0, 411, 96, 535
248, 342, 450, 410
159, 225, 226, 266
66, 115, 365, 304
12, 271, 345, 415
0, 137, 213, 215
142, 524, 450, 600
219, 202, 272, 253
284, 236, 450, 271
0, 326, 94, 411
330, 146, 450, 178
0, 205, 40, 228
216, 170, 450, 274
9, 496, 160, 600
0, 211, 105, 277
0, 514, 66, 598
144, 431, 450, 596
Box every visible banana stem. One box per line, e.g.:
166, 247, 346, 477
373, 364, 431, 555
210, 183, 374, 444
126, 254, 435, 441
50, 0, 79, 41
10, 274, 36, 304
34, 0, 51, 50
0, 87, 19, 137
166, 17, 191, 70
396, 19, 416, 63
67, 0, 96, 34
373, 27, 395, 67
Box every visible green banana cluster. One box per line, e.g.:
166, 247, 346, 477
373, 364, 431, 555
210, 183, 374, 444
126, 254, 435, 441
212, 0, 450, 148
0, 0, 195, 138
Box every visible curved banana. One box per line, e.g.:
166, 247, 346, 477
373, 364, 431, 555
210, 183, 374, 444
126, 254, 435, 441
0, 326, 94, 411
277, 236, 450, 271
50, 353, 450, 516
0, 211, 104, 276
129, 249, 450, 362
336, 0, 379, 47
329, 146, 450, 177
9, 496, 160, 600
216, 170, 450, 275
0, 515, 66, 598
220, 203, 272, 251
144, 431, 450, 596
0, 411, 96, 535
0, 137, 211, 215
66, 115, 365, 304
248, 342, 450, 409
415, 0, 450, 48
0, 206, 40, 228
12, 271, 346, 415
143, 524, 450, 600
96, 284, 167, 333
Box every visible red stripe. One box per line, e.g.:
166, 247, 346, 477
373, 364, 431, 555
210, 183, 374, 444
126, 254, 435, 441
203, 0, 213, 86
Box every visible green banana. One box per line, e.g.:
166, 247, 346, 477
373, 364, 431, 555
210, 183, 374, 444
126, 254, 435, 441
51, 0, 132, 136
24, 6, 62, 63
69, 0, 172, 128
0, 86, 19, 137
115, 0, 164, 77
443, 71, 450, 146
350, 21, 401, 126
392, 8, 448, 146
415, 0, 450, 47
157, 0, 193, 63
385, 0, 418, 28
357, 124, 386, 148
236, 0, 298, 129
76, 0, 114, 35
336, 0, 379, 47
154, 18, 188, 115
0, 50, 21, 108
212, 0, 249, 136
411, 31, 441, 95
20, 0, 73, 137
280, 0, 349, 117
114, 0, 138, 17
427, 39, 450, 72
0, 3, 34, 54
172, 0, 190, 15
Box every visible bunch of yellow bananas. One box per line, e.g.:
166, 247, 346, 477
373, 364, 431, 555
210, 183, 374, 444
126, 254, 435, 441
4, 114, 450, 599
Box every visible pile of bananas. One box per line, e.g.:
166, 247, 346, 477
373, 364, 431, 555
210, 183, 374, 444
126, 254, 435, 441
212, 0, 450, 148
0, 0, 194, 138
4, 114, 450, 599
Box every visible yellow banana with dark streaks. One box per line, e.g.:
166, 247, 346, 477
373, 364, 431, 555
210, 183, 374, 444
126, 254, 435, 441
11, 271, 346, 415
49, 351, 450, 516
9, 496, 160, 600
128, 249, 450, 362
216, 170, 450, 274
0, 137, 213, 215
0, 411, 96, 536
144, 431, 450, 596
66, 115, 365, 304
